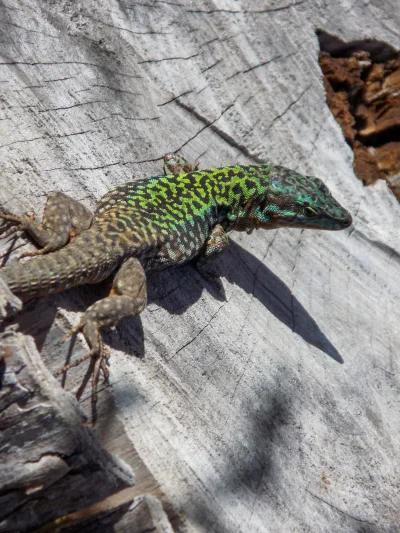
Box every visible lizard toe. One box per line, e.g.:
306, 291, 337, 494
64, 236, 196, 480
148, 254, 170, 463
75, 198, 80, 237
61, 322, 84, 343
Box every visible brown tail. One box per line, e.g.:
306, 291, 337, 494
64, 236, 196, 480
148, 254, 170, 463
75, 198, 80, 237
1, 229, 125, 302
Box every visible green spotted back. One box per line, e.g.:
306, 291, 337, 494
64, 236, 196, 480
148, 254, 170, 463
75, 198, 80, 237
95, 165, 269, 267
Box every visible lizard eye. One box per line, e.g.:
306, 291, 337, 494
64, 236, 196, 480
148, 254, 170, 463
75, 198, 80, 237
305, 206, 318, 217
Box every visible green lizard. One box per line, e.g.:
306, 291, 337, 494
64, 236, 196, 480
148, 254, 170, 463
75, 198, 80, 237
0, 154, 352, 421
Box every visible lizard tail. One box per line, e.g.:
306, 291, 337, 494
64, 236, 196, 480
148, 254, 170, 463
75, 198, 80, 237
0, 228, 125, 302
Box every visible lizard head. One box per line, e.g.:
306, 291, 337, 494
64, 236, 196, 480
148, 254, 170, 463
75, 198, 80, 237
235, 166, 352, 232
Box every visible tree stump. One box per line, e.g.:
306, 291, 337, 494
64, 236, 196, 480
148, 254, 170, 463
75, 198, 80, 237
1, 1, 399, 531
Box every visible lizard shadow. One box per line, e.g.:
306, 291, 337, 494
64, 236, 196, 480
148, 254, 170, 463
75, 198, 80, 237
149, 239, 344, 364
227, 240, 344, 363
12, 237, 343, 366
13, 283, 146, 365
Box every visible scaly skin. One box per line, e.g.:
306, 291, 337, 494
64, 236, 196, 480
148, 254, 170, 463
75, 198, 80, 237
0, 155, 352, 423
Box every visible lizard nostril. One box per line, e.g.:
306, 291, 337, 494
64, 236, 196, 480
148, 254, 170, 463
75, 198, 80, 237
345, 213, 353, 227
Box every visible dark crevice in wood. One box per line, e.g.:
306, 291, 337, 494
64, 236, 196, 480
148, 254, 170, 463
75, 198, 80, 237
317, 30, 398, 62
317, 30, 400, 201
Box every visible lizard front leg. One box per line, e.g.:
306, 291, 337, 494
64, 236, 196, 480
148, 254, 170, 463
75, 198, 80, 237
195, 224, 229, 289
163, 153, 199, 174
0, 192, 93, 258
56, 257, 147, 425
162, 153, 229, 281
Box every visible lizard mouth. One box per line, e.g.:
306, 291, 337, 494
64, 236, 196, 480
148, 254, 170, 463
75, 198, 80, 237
295, 211, 353, 230
260, 211, 353, 231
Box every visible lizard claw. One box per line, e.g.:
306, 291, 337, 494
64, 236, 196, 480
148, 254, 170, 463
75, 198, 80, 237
53, 350, 93, 377
56, 324, 110, 426
19, 249, 46, 259
100, 347, 111, 382
61, 323, 83, 343
0, 212, 35, 237
195, 261, 226, 298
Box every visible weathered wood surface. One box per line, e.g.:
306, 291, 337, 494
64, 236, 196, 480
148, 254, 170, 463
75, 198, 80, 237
0, 279, 176, 532
0, 279, 175, 532
0, 1, 399, 532
49, 493, 176, 533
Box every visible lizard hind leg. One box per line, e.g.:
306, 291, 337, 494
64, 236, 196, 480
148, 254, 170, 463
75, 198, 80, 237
56, 257, 147, 426
0, 192, 94, 258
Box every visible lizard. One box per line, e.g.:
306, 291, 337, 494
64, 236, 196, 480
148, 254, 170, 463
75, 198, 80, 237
0, 154, 352, 422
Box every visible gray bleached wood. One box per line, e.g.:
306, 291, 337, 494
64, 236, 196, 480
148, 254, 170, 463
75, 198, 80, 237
0, 297, 131, 531
0, 279, 174, 532
0, 0, 399, 532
